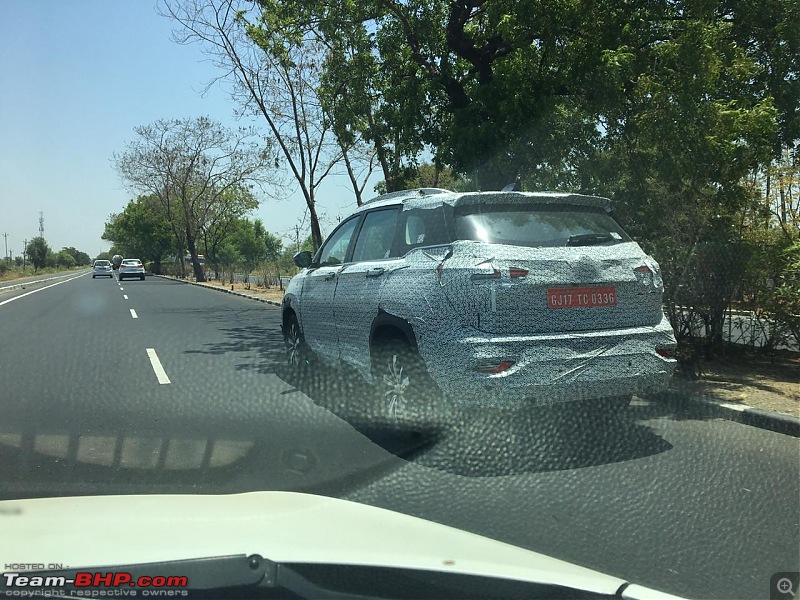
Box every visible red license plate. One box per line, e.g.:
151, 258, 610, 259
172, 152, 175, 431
547, 286, 617, 308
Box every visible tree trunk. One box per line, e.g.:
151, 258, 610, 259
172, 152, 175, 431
186, 232, 205, 282
308, 200, 323, 252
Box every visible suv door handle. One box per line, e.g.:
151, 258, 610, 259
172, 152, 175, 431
365, 268, 385, 278
324, 272, 337, 281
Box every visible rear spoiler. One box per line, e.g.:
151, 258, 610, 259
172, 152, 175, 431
404, 191, 613, 213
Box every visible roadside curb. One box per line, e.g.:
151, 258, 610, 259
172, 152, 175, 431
155, 274, 282, 307
649, 389, 800, 437
0, 270, 89, 293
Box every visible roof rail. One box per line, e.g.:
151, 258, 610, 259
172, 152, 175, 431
363, 187, 453, 205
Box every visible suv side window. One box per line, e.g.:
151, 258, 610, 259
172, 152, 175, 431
351, 208, 400, 262
317, 216, 361, 266
396, 207, 453, 254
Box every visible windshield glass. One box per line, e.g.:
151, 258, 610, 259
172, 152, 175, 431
453, 205, 632, 247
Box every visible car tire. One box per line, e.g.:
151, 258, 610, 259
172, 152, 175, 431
372, 336, 445, 429
92, 275, 96, 279
284, 314, 311, 374
140, 276, 145, 281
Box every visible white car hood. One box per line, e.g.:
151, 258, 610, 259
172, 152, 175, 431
0, 491, 684, 598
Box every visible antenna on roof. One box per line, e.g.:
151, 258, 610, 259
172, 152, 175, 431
501, 181, 521, 192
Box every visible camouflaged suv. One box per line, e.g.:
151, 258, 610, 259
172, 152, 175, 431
282, 189, 677, 421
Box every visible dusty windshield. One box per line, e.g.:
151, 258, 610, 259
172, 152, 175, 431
0, 1, 797, 600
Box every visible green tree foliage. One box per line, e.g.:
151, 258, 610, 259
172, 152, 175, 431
102, 195, 176, 273
55, 250, 76, 268
25, 237, 50, 273
60, 247, 91, 266
230, 218, 284, 286
94, 252, 113, 262
114, 117, 273, 281
198, 186, 259, 278
374, 163, 472, 194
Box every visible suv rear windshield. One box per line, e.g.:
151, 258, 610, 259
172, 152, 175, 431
94, 261, 110, 266
452, 204, 631, 248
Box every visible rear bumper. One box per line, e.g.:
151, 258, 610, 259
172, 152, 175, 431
119, 271, 145, 278
420, 315, 677, 407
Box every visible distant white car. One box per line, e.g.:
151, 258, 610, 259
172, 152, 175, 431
91, 260, 113, 278
118, 259, 145, 281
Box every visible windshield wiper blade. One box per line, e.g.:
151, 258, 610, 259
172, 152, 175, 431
566, 233, 615, 246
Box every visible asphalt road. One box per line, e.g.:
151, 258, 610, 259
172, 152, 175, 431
0, 272, 797, 600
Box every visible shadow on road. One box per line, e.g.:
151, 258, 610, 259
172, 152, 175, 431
176, 317, 685, 477
273, 363, 675, 477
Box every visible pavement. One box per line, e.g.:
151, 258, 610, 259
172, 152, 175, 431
652, 388, 800, 438
160, 273, 800, 439
155, 274, 282, 307
0, 272, 797, 600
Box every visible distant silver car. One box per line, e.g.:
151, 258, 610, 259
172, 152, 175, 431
118, 259, 145, 281
92, 260, 113, 278
283, 189, 677, 421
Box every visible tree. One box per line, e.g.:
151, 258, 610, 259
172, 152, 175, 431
374, 162, 472, 194
95, 252, 113, 262
102, 195, 177, 274
198, 186, 258, 279
55, 250, 76, 268
232, 218, 266, 286
25, 237, 50, 273
162, 0, 344, 250
61, 247, 91, 266
114, 117, 273, 281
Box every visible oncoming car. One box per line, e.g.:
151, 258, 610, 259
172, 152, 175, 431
282, 188, 678, 421
118, 258, 145, 281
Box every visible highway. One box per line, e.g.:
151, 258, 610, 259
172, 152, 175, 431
0, 272, 797, 600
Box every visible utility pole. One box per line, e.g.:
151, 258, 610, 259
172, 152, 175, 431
22, 239, 27, 271
39, 211, 44, 240
2, 232, 8, 263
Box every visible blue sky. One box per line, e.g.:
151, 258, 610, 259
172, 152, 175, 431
0, 1, 377, 259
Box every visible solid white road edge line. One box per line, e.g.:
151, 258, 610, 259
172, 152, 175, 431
146, 348, 171, 385
0, 270, 87, 291
130, 309, 138, 319
0, 273, 86, 308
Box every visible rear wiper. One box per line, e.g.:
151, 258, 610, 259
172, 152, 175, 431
566, 233, 615, 246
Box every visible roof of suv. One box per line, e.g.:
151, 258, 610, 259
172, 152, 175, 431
357, 189, 613, 213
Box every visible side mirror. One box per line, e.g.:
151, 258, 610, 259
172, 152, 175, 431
293, 251, 313, 269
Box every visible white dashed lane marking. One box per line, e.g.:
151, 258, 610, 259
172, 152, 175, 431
123, 295, 128, 300
130, 309, 138, 319
146, 348, 171, 385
